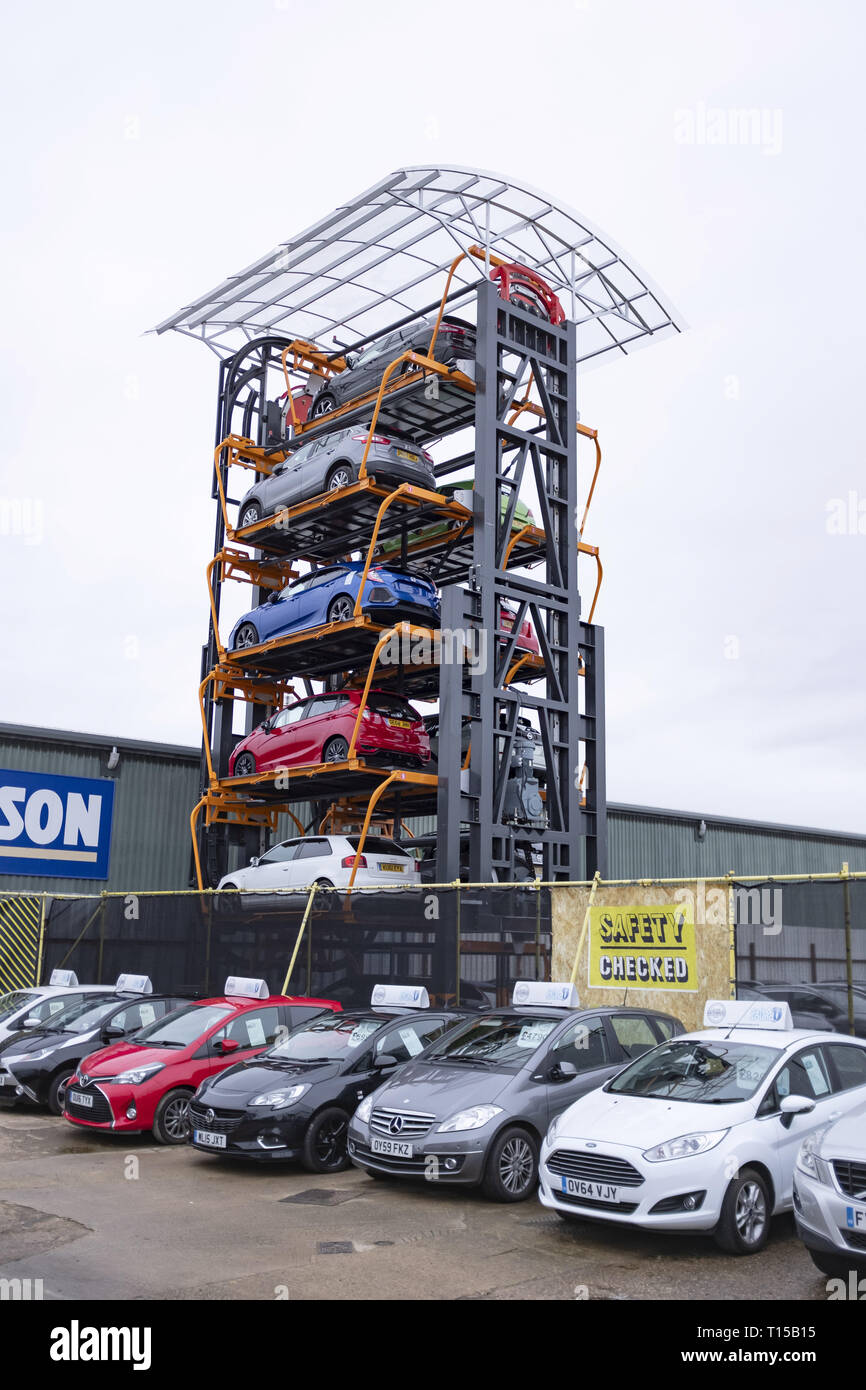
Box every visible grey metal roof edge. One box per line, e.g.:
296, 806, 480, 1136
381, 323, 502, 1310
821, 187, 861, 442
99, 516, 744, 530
608, 801, 866, 847
0, 722, 200, 764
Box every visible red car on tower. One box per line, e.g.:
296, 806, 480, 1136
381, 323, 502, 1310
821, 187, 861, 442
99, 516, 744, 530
63, 979, 340, 1144
228, 689, 430, 777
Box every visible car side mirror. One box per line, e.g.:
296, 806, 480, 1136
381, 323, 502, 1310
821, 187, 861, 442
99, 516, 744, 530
266, 591, 280, 604
217, 1038, 240, 1054
345, 353, 358, 369
779, 1093, 815, 1128
373, 1052, 398, 1070
249, 856, 260, 867
18, 1015, 41, 1030
100, 1024, 125, 1043
549, 1060, 578, 1081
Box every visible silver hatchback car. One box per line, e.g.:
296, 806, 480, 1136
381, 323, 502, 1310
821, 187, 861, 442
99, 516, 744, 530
237, 426, 436, 530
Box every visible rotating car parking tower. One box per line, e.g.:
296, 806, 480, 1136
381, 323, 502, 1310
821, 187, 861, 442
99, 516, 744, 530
155, 166, 682, 889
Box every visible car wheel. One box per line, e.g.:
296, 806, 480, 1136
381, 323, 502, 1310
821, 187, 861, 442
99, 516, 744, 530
232, 622, 259, 651
326, 462, 353, 492
713, 1166, 770, 1254
312, 879, 336, 911
48, 1069, 77, 1116
238, 499, 262, 529
215, 883, 240, 914
301, 1107, 351, 1173
481, 1126, 538, 1202
152, 1089, 193, 1145
323, 736, 350, 763
807, 1248, 866, 1278
233, 752, 256, 777
327, 595, 355, 624
311, 391, 337, 419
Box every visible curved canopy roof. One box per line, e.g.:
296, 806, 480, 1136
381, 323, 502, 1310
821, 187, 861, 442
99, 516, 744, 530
153, 165, 683, 366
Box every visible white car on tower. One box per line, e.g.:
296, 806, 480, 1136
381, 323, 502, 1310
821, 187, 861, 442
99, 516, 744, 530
538, 998, 866, 1254
217, 833, 420, 907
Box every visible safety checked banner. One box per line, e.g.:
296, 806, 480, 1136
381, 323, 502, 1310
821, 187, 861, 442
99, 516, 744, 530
588, 903, 698, 992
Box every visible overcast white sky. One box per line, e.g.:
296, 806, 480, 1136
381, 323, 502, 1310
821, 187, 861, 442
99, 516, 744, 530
1, 0, 864, 832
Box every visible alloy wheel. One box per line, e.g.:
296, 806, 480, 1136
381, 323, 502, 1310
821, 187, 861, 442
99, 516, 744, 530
163, 1095, 191, 1141
498, 1135, 534, 1195
735, 1181, 767, 1245
315, 1114, 347, 1166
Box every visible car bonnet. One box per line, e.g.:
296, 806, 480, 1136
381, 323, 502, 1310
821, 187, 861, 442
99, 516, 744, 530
554, 1087, 755, 1150
367, 1057, 515, 1117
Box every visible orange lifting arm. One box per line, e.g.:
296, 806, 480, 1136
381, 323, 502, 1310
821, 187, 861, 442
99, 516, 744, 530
347, 621, 436, 758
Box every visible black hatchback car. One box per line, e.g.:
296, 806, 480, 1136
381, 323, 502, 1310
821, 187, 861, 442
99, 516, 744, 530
188, 986, 471, 1172
309, 316, 476, 419
0, 981, 190, 1114
348, 984, 684, 1202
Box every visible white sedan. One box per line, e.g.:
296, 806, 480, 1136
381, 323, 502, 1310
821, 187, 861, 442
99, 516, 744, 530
538, 999, 866, 1254
217, 833, 420, 905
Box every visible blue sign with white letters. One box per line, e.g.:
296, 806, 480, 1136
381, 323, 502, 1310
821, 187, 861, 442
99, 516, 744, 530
0, 769, 115, 880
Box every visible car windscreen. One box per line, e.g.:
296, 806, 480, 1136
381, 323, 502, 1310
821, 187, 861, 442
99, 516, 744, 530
131, 1003, 233, 1047
426, 1013, 560, 1071
345, 836, 409, 857
367, 694, 418, 720
607, 1038, 782, 1103
61, 999, 126, 1034
0, 991, 38, 1021
41, 993, 115, 1028
266, 1012, 383, 1062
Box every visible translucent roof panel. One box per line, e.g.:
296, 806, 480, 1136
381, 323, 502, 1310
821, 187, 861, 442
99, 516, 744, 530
153, 165, 683, 365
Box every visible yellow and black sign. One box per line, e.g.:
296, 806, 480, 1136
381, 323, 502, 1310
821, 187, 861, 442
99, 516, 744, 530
0, 895, 42, 993
588, 903, 697, 992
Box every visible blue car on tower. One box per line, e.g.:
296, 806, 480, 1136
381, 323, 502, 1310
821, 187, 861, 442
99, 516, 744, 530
228, 563, 440, 652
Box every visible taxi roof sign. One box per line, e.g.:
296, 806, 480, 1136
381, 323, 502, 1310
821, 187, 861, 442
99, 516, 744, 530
115, 974, 153, 996
512, 981, 580, 1009
703, 998, 794, 1031
224, 976, 269, 1000
49, 969, 78, 988
371, 984, 429, 1009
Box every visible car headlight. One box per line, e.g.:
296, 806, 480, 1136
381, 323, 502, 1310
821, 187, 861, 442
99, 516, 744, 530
544, 1113, 563, 1147
250, 1085, 309, 1110
104, 1063, 165, 1086
355, 1094, 374, 1124
4, 1049, 53, 1063
643, 1129, 729, 1162
796, 1129, 832, 1185
437, 1105, 503, 1133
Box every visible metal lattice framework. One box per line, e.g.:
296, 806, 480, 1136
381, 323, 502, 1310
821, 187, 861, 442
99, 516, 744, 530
153, 165, 682, 366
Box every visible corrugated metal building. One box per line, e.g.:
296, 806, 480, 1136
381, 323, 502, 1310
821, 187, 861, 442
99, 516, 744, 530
1, 722, 864, 891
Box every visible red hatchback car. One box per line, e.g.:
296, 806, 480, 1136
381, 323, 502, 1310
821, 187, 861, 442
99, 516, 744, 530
229, 689, 430, 777
63, 980, 341, 1144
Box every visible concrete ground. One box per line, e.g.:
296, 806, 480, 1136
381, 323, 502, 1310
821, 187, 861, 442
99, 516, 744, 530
0, 1107, 833, 1301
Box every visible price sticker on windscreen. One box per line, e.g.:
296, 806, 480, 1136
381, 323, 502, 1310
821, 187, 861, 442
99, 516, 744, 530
588, 904, 697, 992
246, 1017, 266, 1047
348, 1022, 378, 1049
398, 1027, 424, 1057
516, 1022, 556, 1049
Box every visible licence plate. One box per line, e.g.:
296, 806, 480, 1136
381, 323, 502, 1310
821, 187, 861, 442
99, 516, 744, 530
194, 1130, 226, 1149
0, 1074, 13, 1086
378, 862, 405, 873
371, 1137, 413, 1157
395, 449, 419, 462
846, 1204, 866, 1230
69, 1090, 93, 1108
560, 1176, 619, 1202
387, 718, 411, 728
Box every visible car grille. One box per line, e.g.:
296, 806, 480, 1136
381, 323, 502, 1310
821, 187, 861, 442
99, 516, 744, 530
833, 1160, 866, 1200
840, 1228, 866, 1252
369, 1108, 435, 1139
546, 1149, 644, 1187
557, 1190, 639, 1214
65, 1083, 114, 1124
188, 1101, 245, 1135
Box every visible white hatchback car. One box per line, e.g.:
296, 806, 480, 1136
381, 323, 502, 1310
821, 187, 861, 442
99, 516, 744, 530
217, 834, 420, 905
538, 999, 866, 1254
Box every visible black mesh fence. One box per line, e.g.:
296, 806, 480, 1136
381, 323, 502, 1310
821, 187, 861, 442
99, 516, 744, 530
40, 885, 552, 1010
733, 879, 866, 990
